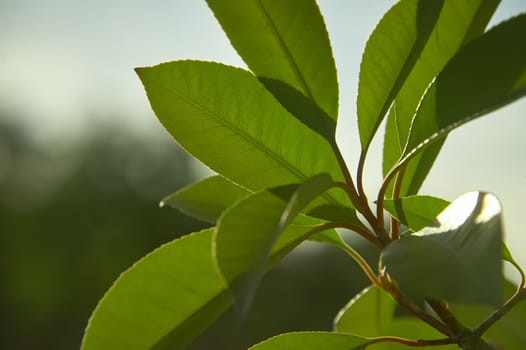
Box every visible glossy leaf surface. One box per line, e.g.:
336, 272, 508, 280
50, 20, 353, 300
383, 195, 449, 231
215, 174, 334, 317
382, 0, 499, 195
381, 192, 503, 306
402, 14, 526, 164
136, 61, 350, 208
207, 0, 339, 132
357, 0, 442, 149
249, 332, 371, 350
161, 175, 249, 223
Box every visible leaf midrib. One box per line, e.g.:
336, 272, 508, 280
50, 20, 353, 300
254, 0, 314, 100
150, 75, 341, 206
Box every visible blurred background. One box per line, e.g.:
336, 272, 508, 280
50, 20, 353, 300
1, 1, 525, 349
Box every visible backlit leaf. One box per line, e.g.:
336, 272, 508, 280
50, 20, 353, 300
401, 14, 526, 167
381, 192, 504, 306
383, 195, 449, 231
160, 175, 249, 223
215, 174, 336, 317
382, 1, 500, 195
81, 229, 230, 350
248, 332, 371, 350
334, 285, 395, 338
136, 61, 351, 209
82, 219, 340, 349
357, 0, 443, 149
207, 0, 339, 135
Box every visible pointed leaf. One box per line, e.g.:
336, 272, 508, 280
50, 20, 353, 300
207, 0, 339, 131
334, 285, 395, 338
357, 0, 443, 149
383, 195, 449, 231
82, 219, 339, 349
382, 1, 500, 194
81, 229, 231, 350
160, 175, 249, 223
136, 61, 350, 209
402, 14, 526, 166
215, 174, 335, 317
381, 192, 504, 306
248, 332, 372, 350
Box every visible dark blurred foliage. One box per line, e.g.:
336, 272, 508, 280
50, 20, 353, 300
0, 116, 375, 350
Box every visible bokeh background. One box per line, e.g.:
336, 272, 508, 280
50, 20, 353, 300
1, 1, 525, 349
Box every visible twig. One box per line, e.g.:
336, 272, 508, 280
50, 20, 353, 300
379, 279, 452, 337
368, 335, 455, 347
332, 144, 378, 229
390, 164, 407, 240
339, 239, 381, 288
426, 299, 465, 337
473, 287, 526, 337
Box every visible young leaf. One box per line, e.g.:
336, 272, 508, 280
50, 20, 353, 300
381, 192, 503, 306
401, 14, 526, 166
136, 61, 351, 209
248, 332, 372, 350
383, 195, 449, 232
214, 173, 336, 317
81, 229, 231, 350
160, 175, 250, 223
357, 0, 443, 150
207, 0, 339, 133
334, 285, 395, 338
382, 1, 500, 195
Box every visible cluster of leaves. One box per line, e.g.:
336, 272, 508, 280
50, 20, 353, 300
82, 1, 526, 349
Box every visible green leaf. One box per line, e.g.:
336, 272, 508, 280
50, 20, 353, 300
382, 1, 500, 196
136, 61, 350, 209
357, 0, 443, 149
334, 285, 395, 338
450, 280, 526, 349
215, 173, 335, 317
81, 229, 231, 350
382, 1, 500, 194
381, 192, 504, 306
383, 195, 449, 231
207, 0, 339, 134
401, 14, 526, 165
160, 175, 249, 223
82, 219, 339, 349
248, 332, 372, 350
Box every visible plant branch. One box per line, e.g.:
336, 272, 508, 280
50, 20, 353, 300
338, 239, 381, 288
509, 258, 526, 290
426, 299, 465, 337
356, 150, 368, 203
332, 143, 377, 228
369, 336, 455, 347
376, 160, 404, 231
379, 276, 452, 337
390, 164, 407, 240
472, 286, 526, 338
329, 217, 384, 248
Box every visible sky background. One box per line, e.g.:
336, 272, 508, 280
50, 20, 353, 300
1, 1, 525, 269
